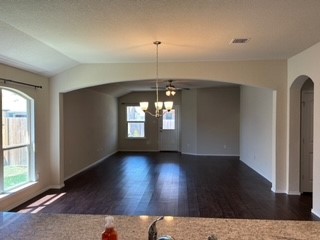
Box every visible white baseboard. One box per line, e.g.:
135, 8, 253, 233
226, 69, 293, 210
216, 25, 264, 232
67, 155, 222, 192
181, 152, 239, 157
118, 149, 159, 152
64, 151, 117, 181
271, 187, 287, 193
287, 191, 301, 195
200, 154, 239, 157
50, 184, 65, 189
180, 151, 198, 155
270, 188, 299, 195
311, 208, 320, 218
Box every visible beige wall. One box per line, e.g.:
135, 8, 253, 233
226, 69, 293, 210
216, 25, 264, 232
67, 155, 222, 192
240, 86, 275, 182
288, 42, 320, 216
197, 87, 240, 155
63, 88, 118, 179
181, 87, 240, 155
181, 90, 198, 154
50, 60, 287, 193
0, 64, 50, 211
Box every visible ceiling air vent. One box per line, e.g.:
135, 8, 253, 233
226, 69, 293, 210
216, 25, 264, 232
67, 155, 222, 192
230, 38, 250, 44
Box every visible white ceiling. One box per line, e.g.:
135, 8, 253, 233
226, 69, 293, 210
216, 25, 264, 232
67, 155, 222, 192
1, 0, 320, 78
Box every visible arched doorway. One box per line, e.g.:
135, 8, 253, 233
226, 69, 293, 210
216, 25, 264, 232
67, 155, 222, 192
288, 76, 314, 195
300, 79, 314, 193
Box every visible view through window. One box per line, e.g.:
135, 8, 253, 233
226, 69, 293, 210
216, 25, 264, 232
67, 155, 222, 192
126, 106, 145, 138
1, 88, 35, 193
162, 109, 175, 130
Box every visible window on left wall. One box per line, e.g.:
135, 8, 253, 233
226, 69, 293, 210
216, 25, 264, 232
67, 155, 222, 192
126, 106, 145, 138
0, 88, 35, 193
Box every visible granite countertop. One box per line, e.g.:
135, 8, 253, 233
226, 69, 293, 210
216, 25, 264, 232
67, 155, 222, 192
1, 212, 320, 239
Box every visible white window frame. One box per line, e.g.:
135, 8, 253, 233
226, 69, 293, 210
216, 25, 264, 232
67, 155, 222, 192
0, 88, 35, 194
126, 106, 146, 139
162, 109, 176, 130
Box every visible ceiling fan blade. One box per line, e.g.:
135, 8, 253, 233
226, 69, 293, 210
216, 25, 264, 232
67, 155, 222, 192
150, 86, 166, 90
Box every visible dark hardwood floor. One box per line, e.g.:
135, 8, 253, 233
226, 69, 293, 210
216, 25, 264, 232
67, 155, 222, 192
12, 152, 319, 220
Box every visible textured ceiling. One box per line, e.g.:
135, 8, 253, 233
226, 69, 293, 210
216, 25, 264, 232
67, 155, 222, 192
1, 0, 320, 77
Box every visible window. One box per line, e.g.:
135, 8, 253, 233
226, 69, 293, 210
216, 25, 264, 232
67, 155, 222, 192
162, 109, 175, 130
126, 106, 145, 138
0, 88, 35, 193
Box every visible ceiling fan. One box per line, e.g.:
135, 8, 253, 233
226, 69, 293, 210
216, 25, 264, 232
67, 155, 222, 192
165, 80, 177, 96
151, 80, 190, 95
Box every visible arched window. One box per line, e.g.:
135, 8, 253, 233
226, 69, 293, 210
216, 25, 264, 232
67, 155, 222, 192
0, 88, 35, 192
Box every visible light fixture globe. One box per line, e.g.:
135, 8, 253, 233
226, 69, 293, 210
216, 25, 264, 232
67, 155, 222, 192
164, 101, 173, 111
140, 102, 149, 111
155, 101, 163, 110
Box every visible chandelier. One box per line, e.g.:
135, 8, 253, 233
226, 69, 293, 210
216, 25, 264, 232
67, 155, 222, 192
139, 41, 173, 118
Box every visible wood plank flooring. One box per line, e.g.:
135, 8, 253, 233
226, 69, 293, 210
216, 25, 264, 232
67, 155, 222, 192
12, 152, 319, 220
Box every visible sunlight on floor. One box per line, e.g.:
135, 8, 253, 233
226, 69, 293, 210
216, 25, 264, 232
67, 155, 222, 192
18, 193, 66, 213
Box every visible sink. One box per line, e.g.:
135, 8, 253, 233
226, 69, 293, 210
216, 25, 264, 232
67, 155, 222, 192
208, 235, 218, 240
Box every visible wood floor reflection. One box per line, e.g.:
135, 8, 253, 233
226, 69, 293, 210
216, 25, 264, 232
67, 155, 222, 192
12, 152, 318, 220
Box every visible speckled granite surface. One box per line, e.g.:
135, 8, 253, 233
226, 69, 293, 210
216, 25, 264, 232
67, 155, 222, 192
1, 212, 320, 239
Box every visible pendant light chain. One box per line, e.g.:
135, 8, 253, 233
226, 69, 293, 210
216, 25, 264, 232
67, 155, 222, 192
155, 41, 160, 112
